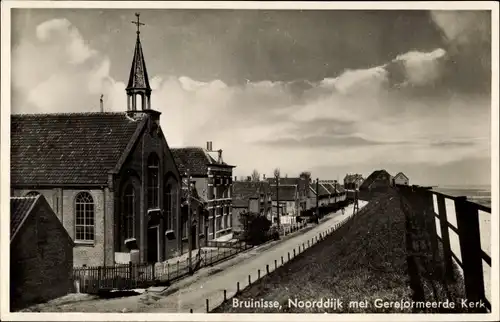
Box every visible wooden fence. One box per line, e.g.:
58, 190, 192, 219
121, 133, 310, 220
396, 184, 491, 312
73, 242, 252, 294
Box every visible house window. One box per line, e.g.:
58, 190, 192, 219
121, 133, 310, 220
25, 191, 40, 197
75, 192, 95, 242
147, 154, 160, 209
122, 184, 135, 240
208, 218, 214, 235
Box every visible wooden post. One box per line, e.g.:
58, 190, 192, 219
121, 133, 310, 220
420, 188, 440, 267
258, 269, 261, 279
266, 264, 270, 274
437, 195, 454, 281
275, 259, 277, 269
281, 256, 284, 264
237, 281, 240, 293
206, 298, 209, 313
293, 249, 296, 257
190, 308, 193, 313
455, 197, 486, 312
97, 266, 102, 290
248, 274, 251, 285
224, 289, 227, 301
128, 261, 132, 289
288, 252, 290, 261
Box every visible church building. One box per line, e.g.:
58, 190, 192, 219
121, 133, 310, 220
10, 14, 183, 267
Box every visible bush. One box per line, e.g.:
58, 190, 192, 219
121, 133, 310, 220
240, 212, 272, 245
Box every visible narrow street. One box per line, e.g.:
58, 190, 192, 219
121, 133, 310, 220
146, 201, 367, 313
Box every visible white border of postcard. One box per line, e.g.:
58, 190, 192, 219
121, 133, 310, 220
1, 1, 499, 321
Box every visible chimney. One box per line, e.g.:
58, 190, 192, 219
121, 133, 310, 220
263, 174, 266, 180
217, 149, 223, 163
206, 141, 212, 151
100, 94, 104, 112
235, 176, 237, 181
246, 176, 251, 182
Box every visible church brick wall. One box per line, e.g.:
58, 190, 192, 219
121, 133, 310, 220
118, 120, 182, 263
62, 189, 106, 267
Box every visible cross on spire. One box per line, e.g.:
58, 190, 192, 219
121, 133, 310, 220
131, 12, 145, 35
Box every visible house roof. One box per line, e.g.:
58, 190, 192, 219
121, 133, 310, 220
10, 195, 74, 245
11, 112, 146, 186
359, 169, 391, 190
171, 147, 234, 177
394, 172, 409, 179
323, 183, 337, 194
266, 177, 304, 186
11, 196, 38, 239
309, 186, 317, 197
232, 181, 270, 207
317, 183, 330, 196
180, 180, 204, 206
344, 174, 364, 183
270, 184, 297, 201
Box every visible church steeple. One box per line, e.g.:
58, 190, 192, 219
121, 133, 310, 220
126, 13, 152, 111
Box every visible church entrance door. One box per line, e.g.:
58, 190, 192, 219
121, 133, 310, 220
147, 226, 159, 263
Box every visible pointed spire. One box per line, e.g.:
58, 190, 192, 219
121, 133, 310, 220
127, 13, 151, 91
126, 13, 152, 112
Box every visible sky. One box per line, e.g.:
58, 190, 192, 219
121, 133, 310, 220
10, 8, 492, 186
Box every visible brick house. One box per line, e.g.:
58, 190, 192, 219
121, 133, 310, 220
10, 25, 183, 266
10, 195, 74, 311
171, 142, 235, 241
231, 180, 272, 232
316, 183, 331, 207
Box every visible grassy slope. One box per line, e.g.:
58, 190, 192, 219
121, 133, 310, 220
214, 190, 466, 313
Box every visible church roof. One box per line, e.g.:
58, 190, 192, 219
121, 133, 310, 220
126, 34, 151, 91
11, 112, 145, 186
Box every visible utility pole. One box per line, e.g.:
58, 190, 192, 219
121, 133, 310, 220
353, 188, 359, 216
187, 168, 193, 274
315, 178, 319, 221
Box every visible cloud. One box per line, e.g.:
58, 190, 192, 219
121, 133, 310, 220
11, 17, 491, 183
430, 11, 491, 93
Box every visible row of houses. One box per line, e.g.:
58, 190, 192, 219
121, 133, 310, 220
231, 175, 348, 231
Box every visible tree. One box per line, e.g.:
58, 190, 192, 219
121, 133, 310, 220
299, 171, 311, 179
239, 211, 272, 245
251, 169, 260, 181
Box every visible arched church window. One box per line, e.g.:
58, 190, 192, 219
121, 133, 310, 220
74, 192, 95, 242
147, 153, 160, 209
165, 183, 172, 230
123, 184, 136, 240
